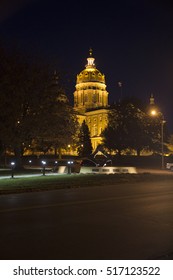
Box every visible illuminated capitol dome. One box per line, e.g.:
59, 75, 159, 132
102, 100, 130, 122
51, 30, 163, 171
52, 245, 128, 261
73, 49, 109, 150
76, 50, 105, 84
74, 48, 109, 114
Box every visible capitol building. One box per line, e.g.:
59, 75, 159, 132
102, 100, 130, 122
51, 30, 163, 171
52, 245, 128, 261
73, 49, 109, 151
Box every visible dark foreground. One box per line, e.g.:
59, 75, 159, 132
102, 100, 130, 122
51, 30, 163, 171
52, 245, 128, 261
0, 178, 173, 260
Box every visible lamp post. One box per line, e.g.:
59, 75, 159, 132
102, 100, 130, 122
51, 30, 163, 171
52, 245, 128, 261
161, 118, 166, 169
11, 162, 15, 178
150, 109, 166, 169
41, 160, 46, 176
118, 81, 123, 102
67, 160, 73, 175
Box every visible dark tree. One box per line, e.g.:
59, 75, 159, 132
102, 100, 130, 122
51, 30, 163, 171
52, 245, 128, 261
31, 72, 78, 157
103, 99, 165, 156
0, 46, 49, 165
121, 102, 150, 156
0, 45, 78, 165
77, 120, 92, 157
146, 113, 169, 154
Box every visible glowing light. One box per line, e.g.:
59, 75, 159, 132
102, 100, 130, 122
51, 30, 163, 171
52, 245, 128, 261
86, 57, 95, 67
67, 161, 73, 164
150, 109, 157, 116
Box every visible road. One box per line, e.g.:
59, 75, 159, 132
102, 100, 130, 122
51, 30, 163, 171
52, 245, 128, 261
0, 179, 173, 260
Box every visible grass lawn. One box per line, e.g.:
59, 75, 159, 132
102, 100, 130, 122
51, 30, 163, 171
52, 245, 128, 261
0, 172, 173, 195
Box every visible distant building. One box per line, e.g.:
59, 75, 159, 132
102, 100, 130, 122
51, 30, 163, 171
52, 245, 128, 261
73, 49, 109, 151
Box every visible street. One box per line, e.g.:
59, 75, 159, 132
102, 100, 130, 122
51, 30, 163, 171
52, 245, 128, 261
0, 179, 173, 260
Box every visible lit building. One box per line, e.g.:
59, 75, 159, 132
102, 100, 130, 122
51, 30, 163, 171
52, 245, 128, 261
73, 49, 109, 151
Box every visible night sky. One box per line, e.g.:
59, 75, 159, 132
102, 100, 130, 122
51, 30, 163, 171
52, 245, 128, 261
0, 0, 173, 132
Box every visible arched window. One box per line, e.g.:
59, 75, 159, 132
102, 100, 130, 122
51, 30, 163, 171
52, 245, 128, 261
93, 124, 97, 136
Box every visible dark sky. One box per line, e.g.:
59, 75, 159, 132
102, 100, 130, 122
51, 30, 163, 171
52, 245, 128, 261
0, 0, 173, 132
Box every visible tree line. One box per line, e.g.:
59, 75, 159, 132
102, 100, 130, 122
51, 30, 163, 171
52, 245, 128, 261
0, 44, 171, 165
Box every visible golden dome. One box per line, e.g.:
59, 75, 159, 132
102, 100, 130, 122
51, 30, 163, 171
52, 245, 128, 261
77, 68, 105, 84
76, 49, 105, 84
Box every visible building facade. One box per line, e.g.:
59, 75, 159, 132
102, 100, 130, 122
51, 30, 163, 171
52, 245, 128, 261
73, 49, 109, 151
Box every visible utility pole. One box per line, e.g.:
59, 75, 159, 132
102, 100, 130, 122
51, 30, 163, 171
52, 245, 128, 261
118, 81, 123, 102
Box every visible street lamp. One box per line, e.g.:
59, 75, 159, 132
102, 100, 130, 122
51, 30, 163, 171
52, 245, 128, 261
150, 109, 166, 169
161, 118, 166, 169
10, 161, 15, 178
150, 109, 157, 116
67, 160, 73, 175
41, 160, 46, 176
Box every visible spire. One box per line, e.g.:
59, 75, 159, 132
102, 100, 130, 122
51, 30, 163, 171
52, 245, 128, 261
52, 70, 58, 85
86, 48, 96, 69
150, 93, 155, 105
